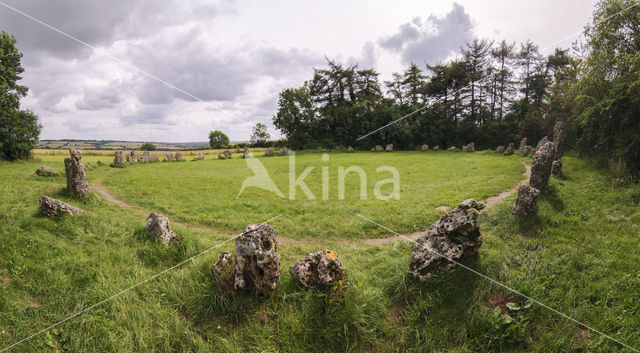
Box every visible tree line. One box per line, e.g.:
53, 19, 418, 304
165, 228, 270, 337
273, 0, 639, 178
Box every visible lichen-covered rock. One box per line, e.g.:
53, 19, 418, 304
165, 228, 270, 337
409, 199, 485, 282
385, 144, 393, 152
126, 151, 138, 163
523, 145, 534, 156
164, 153, 175, 161
234, 224, 281, 295
243, 147, 250, 158
175, 152, 183, 161
447, 146, 457, 151
39, 195, 82, 217
433, 145, 440, 150
496, 146, 505, 153
347, 146, 354, 152
462, 142, 475, 152
64, 149, 90, 197
421, 144, 429, 151
278, 147, 290, 156
512, 185, 540, 216
536, 136, 549, 151
552, 160, 563, 176
375, 145, 384, 152
193, 153, 205, 160
144, 213, 182, 245
36, 165, 59, 177
519, 138, 528, 154
114, 151, 125, 165
505, 143, 515, 155
530, 141, 554, 191
223, 150, 232, 159
211, 252, 237, 293
290, 249, 348, 293
265, 148, 274, 156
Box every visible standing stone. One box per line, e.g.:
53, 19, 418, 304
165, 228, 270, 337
141, 151, 151, 163
243, 147, 250, 158
127, 151, 138, 163
223, 150, 233, 159
421, 144, 429, 151
278, 147, 290, 156
433, 145, 440, 150
64, 149, 89, 197
523, 145, 534, 156
505, 143, 515, 155
462, 142, 475, 152
447, 146, 457, 151
193, 153, 205, 160
210, 252, 237, 293
385, 144, 394, 152
512, 185, 540, 216
552, 160, 563, 176
39, 195, 81, 217
375, 145, 384, 152
496, 146, 505, 153
234, 224, 281, 295
290, 250, 348, 293
164, 153, 175, 161
530, 141, 554, 191
175, 152, 183, 161
347, 146, 354, 152
409, 199, 485, 282
36, 165, 59, 177
265, 148, 274, 156
114, 151, 125, 165
144, 213, 182, 245
552, 122, 567, 175
519, 138, 528, 154
536, 136, 549, 151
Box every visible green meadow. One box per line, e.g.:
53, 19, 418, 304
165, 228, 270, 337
1, 151, 639, 352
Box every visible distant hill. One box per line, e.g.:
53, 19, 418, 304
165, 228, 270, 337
37, 139, 210, 151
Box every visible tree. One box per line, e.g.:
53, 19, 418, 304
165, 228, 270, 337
0, 31, 41, 160
139, 142, 156, 151
462, 38, 492, 123
273, 84, 316, 150
250, 123, 270, 145
209, 130, 230, 149
491, 40, 516, 120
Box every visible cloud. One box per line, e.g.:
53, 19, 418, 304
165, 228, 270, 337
379, 3, 474, 65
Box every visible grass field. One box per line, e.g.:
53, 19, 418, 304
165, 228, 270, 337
1, 151, 639, 352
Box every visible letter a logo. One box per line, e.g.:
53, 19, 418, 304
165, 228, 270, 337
236, 154, 285, 199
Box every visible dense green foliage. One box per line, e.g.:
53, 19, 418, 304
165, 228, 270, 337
1, 152, 639, 351
249, 122, 270, 146
139, 142, 156, 151
208, 130, 230, 149
572, 0, 640, 178
0, 31, 41, 160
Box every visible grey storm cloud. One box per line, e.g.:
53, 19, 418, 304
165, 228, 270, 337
379, 3, 474, 65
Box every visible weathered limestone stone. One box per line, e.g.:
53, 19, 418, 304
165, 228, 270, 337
385, 144, 394, 152
347, 146, 354, 152
462, 142, 475, 152
536, 136, 549, 151
126, 151, 138, 163
193, 153, 205, 160
530, 141, 554, 191
210, 252, 237, 293
243, 147, 250, 158
175, 152, 183, 161
113, 151, 125, 165
409, 199, 485, 282
552, 160, 563, 176
144, 213, 182, 245
39, 195, 81, 217
421, 144, 429, 151
447, 146, 457, 151
505, 143, 515, 155
519, 138, 528, 154
496, 146, 505, 153
512, 185, 540, 216
140, 151, 151, 163
164, 153, 175, 161
234, 224, 281, 295
36, 165, 59, 177
223, 150, 232, 159
433, 145, 440, 150
278, 147, 290, 156
523, 145, 534, 156
265, 148, 274, 156
290, 249, 348, 292
64, 149, 90, 197
375, 145, 384, 152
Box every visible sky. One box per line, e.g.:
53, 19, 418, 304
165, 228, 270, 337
0, 0, 598, 142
